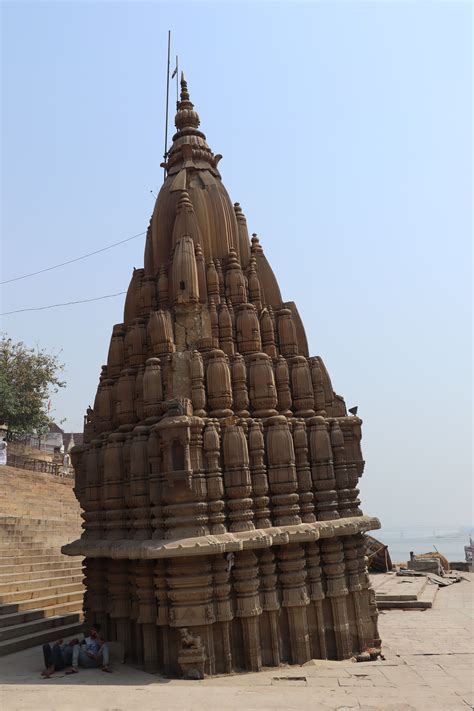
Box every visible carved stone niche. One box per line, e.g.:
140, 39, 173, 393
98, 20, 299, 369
155, 415, 209, 539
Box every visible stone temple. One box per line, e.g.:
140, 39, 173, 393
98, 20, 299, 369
64, 74, 381, 677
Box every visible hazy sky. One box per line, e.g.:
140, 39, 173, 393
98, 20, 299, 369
1, 2, 472, 528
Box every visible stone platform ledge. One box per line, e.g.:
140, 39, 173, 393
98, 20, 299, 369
62, 515, 380, 559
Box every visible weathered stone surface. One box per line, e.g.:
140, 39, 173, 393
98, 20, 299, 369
64, 73, 381, 677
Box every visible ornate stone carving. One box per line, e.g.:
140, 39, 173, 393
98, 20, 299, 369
248, 352, 278, 416
222, 422, 254, 532
236, 303, 262, 354
206, 349, 233, 417
231, 354, 249, 417
266, 415, 301, 526
177, 628, 207, 679
64, 73, 381, 679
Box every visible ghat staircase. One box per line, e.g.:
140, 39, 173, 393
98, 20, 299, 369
0, 466, 84, 655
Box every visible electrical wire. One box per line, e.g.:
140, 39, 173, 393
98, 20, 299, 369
1, 230, 146, 285
1, 291, 127, 316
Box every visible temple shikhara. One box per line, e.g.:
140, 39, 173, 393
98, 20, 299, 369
64, 74, 381, 677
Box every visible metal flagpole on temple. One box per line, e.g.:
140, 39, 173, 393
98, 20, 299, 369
163, 30, 171, 181
173, 55, 179, 107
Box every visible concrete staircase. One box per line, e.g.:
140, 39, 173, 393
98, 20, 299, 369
0, 466, 84, 655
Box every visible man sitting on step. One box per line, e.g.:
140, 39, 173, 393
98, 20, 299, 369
66, 623, 111, 674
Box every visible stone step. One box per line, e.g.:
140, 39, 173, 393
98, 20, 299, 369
0, 581, 84, 605
0, 573, 84, 594
375, 575, 428, 602
0, 600, 83, 629
0, 554, 80, 566
0, 547, 77, 557
0, 588, 84, 615
0, 619, 84, 656
0, 565, 83, 584
0, 611, 81, 642
0, 558, 82, 574
377, 581, 439, 609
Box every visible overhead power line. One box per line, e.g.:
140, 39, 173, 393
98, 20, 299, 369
1, 291, 127, 316
1, 230, 146, 285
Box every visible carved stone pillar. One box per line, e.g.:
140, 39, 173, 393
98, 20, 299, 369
124, 318, 147, 366
203, 420, 225, 534
305, 542, 327, 659
275, 356, 293, 416
248, 352, 278, 417
154, 560, 170, 674
135, 561, 159, 672
83, 558, 108, 636
206, 260, 220, 304
147, 310, 175, 356
107, 559, 132, 658
259, 549, 281, 666
341, 418, 363, 516
134, 364, 145, 421
233, 551, 262, 672
115, 368, 137, 426
265, 416, 301, 526
236, 303, 262, 354
157, 266, 169, 309
222, 423, 254, 532
107, 324, 125, 377
85, 439, 103, 539
232, 354, 250, 416
225, 248, 247, 305
195, 244, 207, 303
277, 309, 298, 357
291, 356, 315, 417
247, 258, 262, 311
218, 302, 235, 357
330, 420, 352, 518
190, 351, 207, 416
147, 426, 164, 540
308, 417, 339, 521
321, 539, 352, 660
102, 432, 127, 539
292, 420, 316, 523
214, 258, 225, 300
128, 425, 152, 539
143, 357, 163, 419
248, 420, 271, 528
260, 308, 277, 359
206, 349, 233, 418
212, 555, 233, 673
278, 544, 311, 664
309, 357, 327, 415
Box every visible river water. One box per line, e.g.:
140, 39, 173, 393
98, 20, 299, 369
375, 526, 473, 564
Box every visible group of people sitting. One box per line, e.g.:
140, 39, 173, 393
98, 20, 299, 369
41, 623, 111, 678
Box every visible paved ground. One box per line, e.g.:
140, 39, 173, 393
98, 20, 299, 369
0, 573, 472, 711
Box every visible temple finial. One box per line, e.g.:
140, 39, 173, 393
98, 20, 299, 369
180, 71, 190, 102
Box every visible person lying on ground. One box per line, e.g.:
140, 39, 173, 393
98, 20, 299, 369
65, 623, 112, 674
